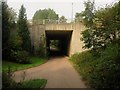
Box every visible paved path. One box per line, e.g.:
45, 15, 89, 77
13, 56, 86, 88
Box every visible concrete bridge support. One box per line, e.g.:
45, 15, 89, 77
29, 22, 85, 56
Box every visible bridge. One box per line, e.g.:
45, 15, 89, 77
29, 22, 86, 56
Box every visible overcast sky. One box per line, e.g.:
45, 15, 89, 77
7, 0, 117, 20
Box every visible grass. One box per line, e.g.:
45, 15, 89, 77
2, 56, 47, 72
18, 79, 47, 88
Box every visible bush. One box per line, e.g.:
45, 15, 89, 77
2, 68, 18, 88
9, 29, 23, 51
70, 44, 120, 89
36, 46, 46, 58
2, 68, 47, 89
10, 50, 31, 64
70, 51, 94, 64
70, 51, 96, 81
89, 44, 120, 88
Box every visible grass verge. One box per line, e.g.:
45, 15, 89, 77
2, 56, 46, 72
17, 79, 47, 88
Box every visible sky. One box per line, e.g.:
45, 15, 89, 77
7, 0, 118, 20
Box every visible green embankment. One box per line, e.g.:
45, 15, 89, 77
2, 56, 46, 72
70, 44, 120, 89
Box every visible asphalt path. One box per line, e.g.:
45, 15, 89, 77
13, 56, 86, 88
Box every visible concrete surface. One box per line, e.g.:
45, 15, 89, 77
29, 22, 86, 56
13, 56, 87, 88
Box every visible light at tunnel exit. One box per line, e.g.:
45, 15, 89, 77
46, 31, 72, 57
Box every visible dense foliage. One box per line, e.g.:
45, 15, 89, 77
70, 44, 120, 88
2, 2, 15, 59
17, 5, 31, 53
81, 0, 120, 50
33, 8, 68, 24
33, 8, 58, 23
81, 0, 95, 50
2, 71, 17, 88
2, 2, 31, 64
2, 69, 47, 89
59, 16, 67, 23
2, 2, 48, 89
70, 0, 120, 89
75, 12, 83, 22
10, 50, 30, 64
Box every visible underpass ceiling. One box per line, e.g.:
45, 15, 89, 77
46, 30, 73, 40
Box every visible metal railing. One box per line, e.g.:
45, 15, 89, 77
28, 19, 76, 25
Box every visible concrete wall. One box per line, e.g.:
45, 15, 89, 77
45, 23, 73, 31
29, 24, 46, 51
70, 23, 86, 56
29, 22, 86, 56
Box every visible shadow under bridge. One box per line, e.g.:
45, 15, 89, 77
45, 30, 73, 57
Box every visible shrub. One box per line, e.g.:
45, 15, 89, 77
36, 46, 46, 58
89, 44, 120, 88
70, 51, 94, 63
70, 51, 96, 81
2, 67, 18, 88
10, 50, 31, 64
70, 44, 120, 89
9, 29, 23, 51
2, 67, 47, 89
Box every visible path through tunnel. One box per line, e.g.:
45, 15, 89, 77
46, 30, 73, 57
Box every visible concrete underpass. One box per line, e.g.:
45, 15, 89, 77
14, 23, 87, 88
29, 23, 85, 56
46, 30, 73, 56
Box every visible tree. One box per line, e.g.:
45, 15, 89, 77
83, 0, 95, 27
2, 2, 10, 50
59, 16, 67, 23
81, 0, 96, 50
2, 1, 16, 59
32, 8, 58, 23
81, 0, 120, 51
17, 5, 31, 53
94, 1, 120, 46
75, 12, 83, 22
9, 29, 22, 51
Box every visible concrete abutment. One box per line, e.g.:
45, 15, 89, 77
29, 22, 86, 57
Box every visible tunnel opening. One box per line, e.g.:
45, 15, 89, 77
46, 30, 73, 57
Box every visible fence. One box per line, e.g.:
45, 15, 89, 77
28, 19, 76, 25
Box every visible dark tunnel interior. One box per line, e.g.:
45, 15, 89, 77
45, 30, 73, 57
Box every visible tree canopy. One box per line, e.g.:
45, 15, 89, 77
2, 2, 16, 59
81, 0, 120, 51
17, 5, 31, 53
59, 16, 67, 23
32, 8, 58, 23
75, 12, 83, 22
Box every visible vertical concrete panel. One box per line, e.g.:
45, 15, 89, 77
69, 23, 85, 56
29, 24, 46, 53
